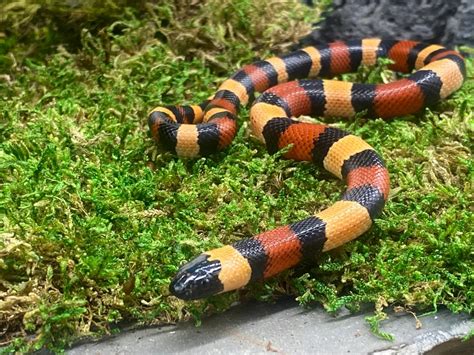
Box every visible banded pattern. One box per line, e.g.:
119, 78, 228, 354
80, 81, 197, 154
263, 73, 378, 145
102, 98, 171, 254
149, 39, 465, 158
161, 39, 465, 300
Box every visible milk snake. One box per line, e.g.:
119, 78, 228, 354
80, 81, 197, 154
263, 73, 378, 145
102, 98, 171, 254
148, 39, 465, 300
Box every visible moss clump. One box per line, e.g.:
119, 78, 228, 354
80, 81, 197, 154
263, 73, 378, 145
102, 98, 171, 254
0, 0, 472, 352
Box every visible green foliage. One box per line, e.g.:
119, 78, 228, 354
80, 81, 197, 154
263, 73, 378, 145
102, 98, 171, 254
0, 0, 472, 352
0, 0, 316, 73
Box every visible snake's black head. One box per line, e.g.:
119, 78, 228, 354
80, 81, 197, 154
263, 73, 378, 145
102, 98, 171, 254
169, 254, 224, 300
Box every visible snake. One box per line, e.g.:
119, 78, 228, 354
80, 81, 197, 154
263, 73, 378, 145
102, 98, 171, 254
148, 39, 465, 300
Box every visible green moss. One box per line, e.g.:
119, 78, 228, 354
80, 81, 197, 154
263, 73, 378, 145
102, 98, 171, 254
0, 0, 472, 352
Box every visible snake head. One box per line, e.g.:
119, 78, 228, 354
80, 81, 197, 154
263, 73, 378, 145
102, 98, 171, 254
169, 253, 223, 300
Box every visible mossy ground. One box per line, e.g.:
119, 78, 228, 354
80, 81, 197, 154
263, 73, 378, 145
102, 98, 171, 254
0, 0, 472, 352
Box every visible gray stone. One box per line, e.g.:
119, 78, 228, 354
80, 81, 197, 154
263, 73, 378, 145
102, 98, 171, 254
301, 0, 474, 48
68, 298, 473, 354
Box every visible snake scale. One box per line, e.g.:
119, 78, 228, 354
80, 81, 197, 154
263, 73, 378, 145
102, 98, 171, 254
147, 39, 465, 300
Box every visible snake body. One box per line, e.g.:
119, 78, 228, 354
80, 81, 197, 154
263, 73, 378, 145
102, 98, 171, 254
148, 39, 465, 300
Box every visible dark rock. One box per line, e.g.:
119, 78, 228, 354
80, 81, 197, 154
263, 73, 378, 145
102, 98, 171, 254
301, 0, 474, 48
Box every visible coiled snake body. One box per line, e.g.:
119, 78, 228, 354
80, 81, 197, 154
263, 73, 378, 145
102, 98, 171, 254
148, 39, 465, 300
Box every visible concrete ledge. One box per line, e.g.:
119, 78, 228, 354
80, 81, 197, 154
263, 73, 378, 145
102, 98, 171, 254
68, 298, 473, 354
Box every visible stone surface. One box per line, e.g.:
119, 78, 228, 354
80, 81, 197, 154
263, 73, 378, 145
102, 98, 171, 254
301, 0, 474, 48
68, 297, 473, 354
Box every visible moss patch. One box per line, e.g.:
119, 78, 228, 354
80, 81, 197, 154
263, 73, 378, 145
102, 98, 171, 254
0, 0, 472, 352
